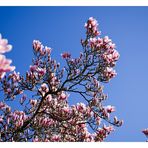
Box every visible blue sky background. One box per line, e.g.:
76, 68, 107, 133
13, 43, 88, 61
0, 7, 148, 142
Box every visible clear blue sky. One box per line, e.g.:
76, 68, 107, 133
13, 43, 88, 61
0, 7, 148, 142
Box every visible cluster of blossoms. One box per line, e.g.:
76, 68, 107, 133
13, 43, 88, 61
83, 17, 120, 82
84, 17, 101, 37
0, 34, 15, 79
0, 17, 123, 142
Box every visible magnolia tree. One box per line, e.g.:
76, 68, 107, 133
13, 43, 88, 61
0, 17, 123, 142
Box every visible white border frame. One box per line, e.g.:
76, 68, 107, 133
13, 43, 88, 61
0, 0, 147, 6
0, 0, 147, 146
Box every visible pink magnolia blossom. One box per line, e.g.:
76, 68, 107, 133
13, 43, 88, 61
102, 50, 119, 65
113, 116, 123, 126
45, 46, 52, 54
85, 17, 100, 37
112, 50, 120, 61
106, 105, 116, 113
9, 71, 20, 82
103, 124, 114, 133
89, 37, 103, 49
40, 83, 49, 93
103, 36, 112, 44
0, 102, 6, 110
77, 103, 86, 113
58, 91, 68, 100
20, 95, 27, 105
103, 67, 117, 81
30, 65, 46, 76
51, 135, 61, 142
46, 94, 52, 104
62, 106, 70, 114
10, 110, 28, 129
96, 116, 101, 125
95, 125, 114, 142
0, 34, 12, 53
0, 54, 15, 78
33, 40, 43, 53
30, 99, 38, 107
38, 68, 46, 76
38, 118, 54, 127
30, 65, 37, 72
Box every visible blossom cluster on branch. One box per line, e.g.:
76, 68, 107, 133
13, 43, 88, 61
0, 17, 123, 142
